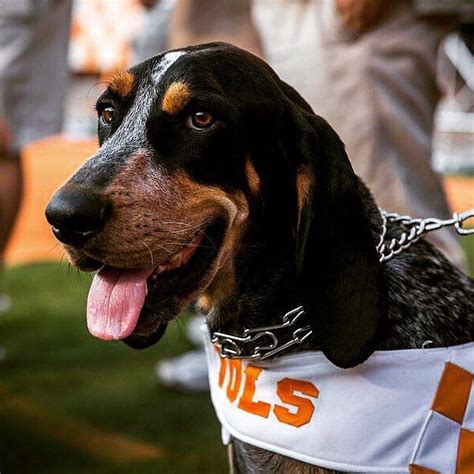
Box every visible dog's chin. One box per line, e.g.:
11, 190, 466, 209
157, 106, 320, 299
72, 218, 228, 349
66, 249, 103, 272
124, 320, 168, 349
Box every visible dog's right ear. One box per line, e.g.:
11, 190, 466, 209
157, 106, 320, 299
279, 84, 386, 368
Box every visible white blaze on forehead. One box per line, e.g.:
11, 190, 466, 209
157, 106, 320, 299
152, 51, 186, 86
96, 50, 187, 160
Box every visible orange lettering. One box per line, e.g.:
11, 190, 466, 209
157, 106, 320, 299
274, 378, 319, 427
226, 360, 243, 402
238, 365, 271, 418
215, 349, 228, 388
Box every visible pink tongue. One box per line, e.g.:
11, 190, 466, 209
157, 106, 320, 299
87, 267, 153, 340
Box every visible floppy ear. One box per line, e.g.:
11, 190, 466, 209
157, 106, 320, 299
283, 96, 386, 368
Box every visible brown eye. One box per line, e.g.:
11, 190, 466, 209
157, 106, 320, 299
100, 106, 115, 125
187, 111, 214, 130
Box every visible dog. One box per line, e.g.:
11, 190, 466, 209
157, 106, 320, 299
45, 43, 474, 473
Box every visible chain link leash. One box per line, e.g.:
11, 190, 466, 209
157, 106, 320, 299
377, 208, 474, 262
211, 208, 474, 360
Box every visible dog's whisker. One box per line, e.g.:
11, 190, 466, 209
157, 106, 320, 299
88, 80, 109, 99
175, 316, 185, 340
160, 220, 195, 227
48, 242, 61, 255
162, 240, 216, 250
152, 228, 201, 235
65, 261, 72, 278
143, 242, 155, 268
195, 228, 218, 250
155, 244, 175, 257
58, 250, 66, 266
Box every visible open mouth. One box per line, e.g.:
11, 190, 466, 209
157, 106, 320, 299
86, 218, 227, 349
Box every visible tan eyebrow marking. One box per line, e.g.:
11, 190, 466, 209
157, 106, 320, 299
245, 158, 260, 197
161, 81, 191, 115
109, 70, 134, 97
296, 166, 314, 227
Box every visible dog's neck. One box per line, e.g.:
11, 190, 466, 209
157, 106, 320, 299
207, 184, 474, 353
207, 183, 384, 351
210, 179, 376, 332
208, 239, 301, 336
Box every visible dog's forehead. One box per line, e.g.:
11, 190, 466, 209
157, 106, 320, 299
131, 50, 188, 103
134, 45, 243, 95
150, 50, 187, 86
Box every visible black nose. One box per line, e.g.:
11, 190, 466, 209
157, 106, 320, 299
45, 187, 111, 246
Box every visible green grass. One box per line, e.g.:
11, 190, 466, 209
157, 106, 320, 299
0, 239, 473, 474
0, 263, 227, 474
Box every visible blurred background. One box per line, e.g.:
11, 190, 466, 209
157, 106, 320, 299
0, 0, 473, 472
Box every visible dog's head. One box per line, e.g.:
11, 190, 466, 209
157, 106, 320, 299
46, 43, 385, 368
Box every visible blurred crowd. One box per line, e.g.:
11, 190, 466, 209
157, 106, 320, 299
0, 0, 473, 384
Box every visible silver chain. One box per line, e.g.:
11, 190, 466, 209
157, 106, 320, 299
211, 207, 474, 360
211, 305, 312, 360
377, 208, 474, 262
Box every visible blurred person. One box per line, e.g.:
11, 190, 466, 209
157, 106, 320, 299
133, 0, 176, 64
134, 0, 265, 59
0, 0, 71, 328
169, 0, 264, 56
319, 0, 473, 269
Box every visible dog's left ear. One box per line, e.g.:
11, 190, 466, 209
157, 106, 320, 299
282, 92, 386, 368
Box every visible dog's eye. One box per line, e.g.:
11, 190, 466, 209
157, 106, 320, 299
187, 111, 214, 130
100, 106, 115, 125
